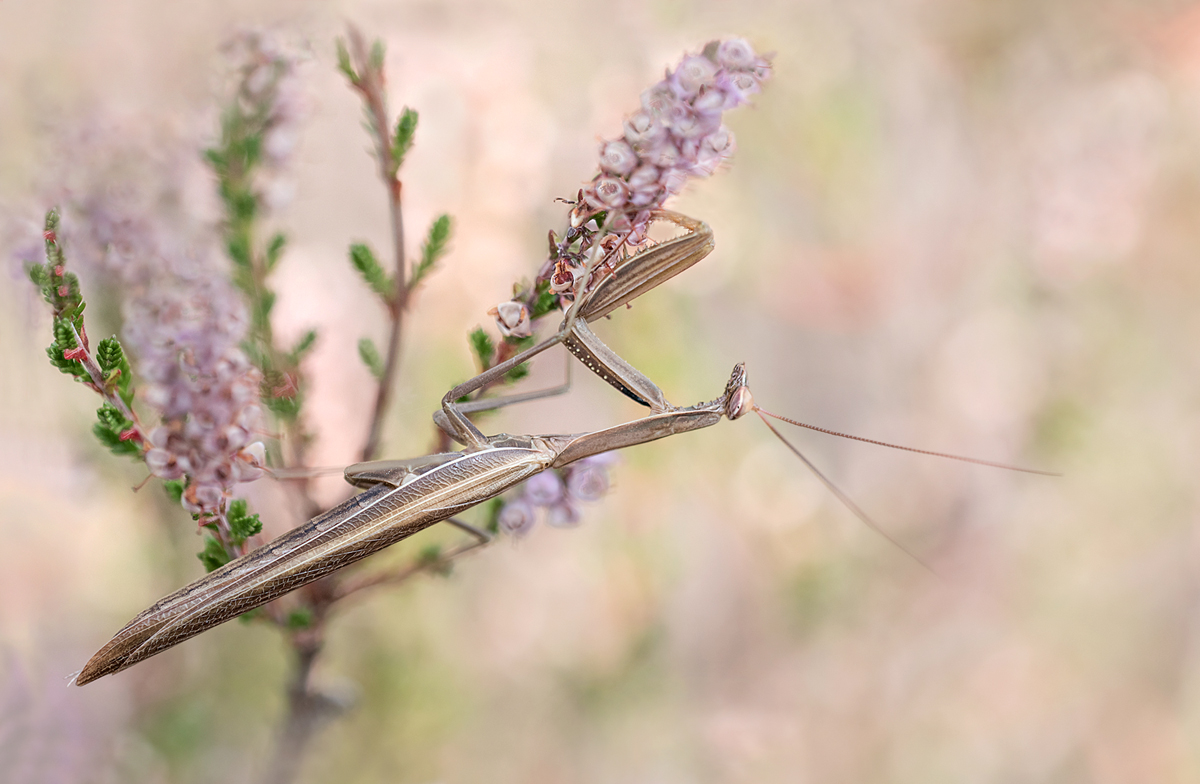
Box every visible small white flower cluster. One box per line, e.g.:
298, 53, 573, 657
125, 276, 266, 518
497, 454, 617, 536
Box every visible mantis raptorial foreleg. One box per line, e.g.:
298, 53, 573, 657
437, 210, 713, 448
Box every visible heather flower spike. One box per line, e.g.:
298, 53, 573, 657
491, 38, 769, 335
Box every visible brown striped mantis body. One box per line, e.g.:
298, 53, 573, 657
76, 211, 1047, 685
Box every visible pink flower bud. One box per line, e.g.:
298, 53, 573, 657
717, 38, 759, 71
627, 166, 663, 207
586, 177, 630, 209
719, 71, 762, 105
641, 85, 683, 124
670, 55, 718, 98
692, 86, 731, 116
599, 140, 638, 176
624, 110, 667, 149
668, 106, 714, 140
646, 142, 681, 170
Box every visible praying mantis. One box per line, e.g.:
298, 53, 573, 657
75, 210, 1044, 685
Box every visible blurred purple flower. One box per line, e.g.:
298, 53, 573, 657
499, 498, 537, 537
497, 453, 619, 536
21, 30, 306, 532
524, 471, 565, 506
123, 264, 265, 522
546, 500, 581, 528
566, 460, 610, 502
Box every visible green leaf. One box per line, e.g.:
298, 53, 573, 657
266, 232, 287, 271
530, 285, 560, 320
286, 607, 314, 630
46, 319, 89, 380
418, 543, 443, 566
500, 336, 534, 384
264, 392, 302, 421
484, 497, 503, 534
390, 107, 418, 174
226, 235, 252, 269
92, 423, 141, 457
357, 337, 385, 379
92, 403, 139, 457
43, 210, 65, 268
227, 498, 263, 544
468, 327, 494, 371
349, 242, 392, 299
259, 290, 276, 319
418, 543, 452, 576
369, 39, 386, 72
288, 329, 318, 363
231, 189, 258, 222
27, 264, 49, 289
412, 214, 451, 287
96, 337, 134, 406
204, 147, 226, 170
163, 479, 186, 504
336, 38, 357, 82
504, 363, 531, 385
95, 402, 127, 431
198, 536, 232, 572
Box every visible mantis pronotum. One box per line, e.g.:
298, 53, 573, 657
76, 211, 1047, 685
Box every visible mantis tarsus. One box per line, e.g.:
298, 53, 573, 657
76, 210, 1048, 685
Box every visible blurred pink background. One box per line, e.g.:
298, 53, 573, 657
3, 0, 1199, 781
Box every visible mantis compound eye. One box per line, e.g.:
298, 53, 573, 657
725, 384, 754, 420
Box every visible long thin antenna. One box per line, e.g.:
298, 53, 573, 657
756, 407, 1059, 476
756, 410, 937, 576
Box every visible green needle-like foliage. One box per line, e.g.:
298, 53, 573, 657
228, 499, 263, 544
349, 243, 392, 300
286, 607, 314, 630
335, 39, 357, 83
288, 330, 318, 364
198, 536, 232, 572
412, 213, 451, 288
162, 480, 186, 505
468, 327, 495, 371
530, 282, 559, 319
391, 107, 418, 175
92, 403, 140, 457
96, 337, 134, 407
358, 337, 385, 379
